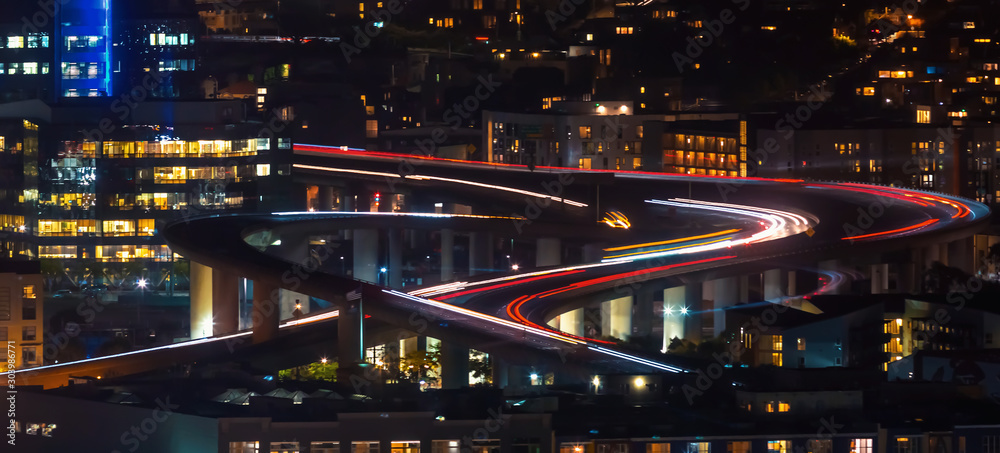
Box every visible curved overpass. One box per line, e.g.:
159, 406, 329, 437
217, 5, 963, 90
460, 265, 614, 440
15, 148, 990, 388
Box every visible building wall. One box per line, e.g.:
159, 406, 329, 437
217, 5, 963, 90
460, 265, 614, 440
220, 412, 554, 453
15, 391, 218, 452
0, 271, 44, 370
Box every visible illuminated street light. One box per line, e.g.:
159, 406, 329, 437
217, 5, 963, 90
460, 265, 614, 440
680, 307, 689, 315
137, 278, 147, 289
511, 264, 520, 271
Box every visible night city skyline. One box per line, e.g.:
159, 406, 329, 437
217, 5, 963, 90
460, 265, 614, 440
2, 0, 1000, 452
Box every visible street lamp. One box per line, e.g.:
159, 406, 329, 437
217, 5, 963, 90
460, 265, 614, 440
137, 277, 148, 344
511, 264, 519, 271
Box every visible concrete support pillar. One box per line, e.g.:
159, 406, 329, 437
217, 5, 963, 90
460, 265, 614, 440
663, 287, 687, 351
491, 356, 509, 388
582, 243, 606, 263
711, 277, 739, 338
536, 238, 562, 267
602, 296, 633, 341
337, 302, 363, 383
280, 290, 311, 320
925, 244, 941, 269
738, 275, 750, 303
684, 284, 703, 343
559, 308, 584, 337
763, 269, 787, 300
190, 261, 214, 340
818, 259, 840, 295
353, 229, 379, 283
388, 228, 403, 288
252, 280, 280, 344
212, 267, 240, 336
440, 229, 455, 282
318, 186, 335, 211
469, 232, 493, 276
948, 237, 974, 275
871, 263, 890, 294
438, 341, 470, 389
633, 289, 656, 339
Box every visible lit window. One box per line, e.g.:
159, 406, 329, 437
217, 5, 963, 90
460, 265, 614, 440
687, 442, 709, 453
771, 352, 782, 366
797, 338, 805, 350
728, 442, 749, 453
646, 443, 670, 453
7, 36, 24, 48
767, 441, 790, 453
256, 164, 271, 176
850, 439, 872, 453
771, 335, 782, 351
366, 120, 378, 138
917, 109, 930, 124
22, 285, 36, 299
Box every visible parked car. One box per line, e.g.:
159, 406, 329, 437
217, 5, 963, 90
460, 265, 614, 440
53, 289, 74, 298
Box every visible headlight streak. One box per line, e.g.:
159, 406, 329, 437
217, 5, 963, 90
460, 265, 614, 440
603, 229, 741, 252
409, 261, 622, 298
272, 211, 522, 220
604, 199, 806, 263
16, 309, 342, 375
293, 164, 589, 207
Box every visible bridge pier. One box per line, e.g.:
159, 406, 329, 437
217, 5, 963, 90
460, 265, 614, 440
763, 269, 788, 300
318, 186, 335, 211
491, 356, 509, 388
212, 267, 240, 336
440, 229, 455, 282
662, 286, 686, 350
948, 236, 975, 275
684, 283, 703, 342
439, 341, 470, 389
871, 263, 889, 294
336, 304, 364, 384
582, 243, 606, 263
601, 296, 632, 341
711, 277, 739, 338
536, 238, 561, 267
190, 261, 214, 340
353, 229, 379, 283
559, 308, 584, 337
469, 232, 493, 276
252, 279, 281, 344
388, 228, 403, 288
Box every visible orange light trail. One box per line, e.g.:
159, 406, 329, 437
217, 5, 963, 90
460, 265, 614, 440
603, 229, 741, 252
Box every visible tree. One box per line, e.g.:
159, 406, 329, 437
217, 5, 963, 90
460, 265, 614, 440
279, 360, 338, 382
469, 351, 492, 385
401, 344, 441, 384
